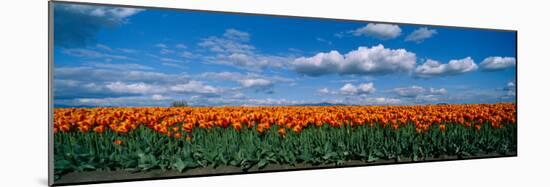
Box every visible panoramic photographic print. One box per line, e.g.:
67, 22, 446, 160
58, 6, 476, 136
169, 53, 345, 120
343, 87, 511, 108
50, 2, 517, 185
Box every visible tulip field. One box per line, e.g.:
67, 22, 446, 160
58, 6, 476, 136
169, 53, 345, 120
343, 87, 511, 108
53, 103, 517, 181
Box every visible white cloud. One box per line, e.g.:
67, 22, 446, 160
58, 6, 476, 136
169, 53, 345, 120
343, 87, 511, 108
67, 95, 171, 107
393, 86, 425, 97
198, 29, 290, 71
479, 56, 516, 71
293, 51, 342, 76
155, 43, 168, 48
351, 23, 402, 39
159, 57, 184, 63
227, 53, 256, 67
91, 63, 153, 70
365, 97, 402, 105
239, 78, 273, 88
54, 66, 191, 100
429, 88, 447, 95
200, 71, 292, 84
316, 37, 332, 45
200, 71, 243, 80
223, 28, 250, 41
198, 30, 255, 54
415, 94, 444, 103
340, 96, 402, 105
499, 81, 516, 101
230, 92, 246, 99
405, 27, 437, 43
184, 97, 310, 107
293, 44, 416, 76
118, 48, 139, 54
106, 82, 165, 94
62, 4, 142, 22
151, 94, 171, 100
55, 4, 143, 47
160, 48, 175, 54
242, 98, 307, 106
176, 44, 188, 49
62, 48, 129, 60
96, 44, 112, 51
161, 63, 186, 69
340, 82, 375, 95
180, 51, 194, 58
170, 81, 220, 95
318, 88, 330, 94
414, 57, 478, 78
391, 86, 447, 102
199, 71, 292, 94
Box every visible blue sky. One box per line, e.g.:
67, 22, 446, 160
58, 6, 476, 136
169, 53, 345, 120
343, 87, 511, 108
53, 3, 517, 107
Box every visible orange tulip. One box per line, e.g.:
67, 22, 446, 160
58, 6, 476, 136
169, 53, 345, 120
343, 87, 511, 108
53, 103, 515, 136
232, 122, 242, 131
93, 125, 105, 133
439, 124, 446, 132
278, 128, 286, 137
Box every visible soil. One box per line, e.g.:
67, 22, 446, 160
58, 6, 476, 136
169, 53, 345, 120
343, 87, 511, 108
53, 152, 516, 186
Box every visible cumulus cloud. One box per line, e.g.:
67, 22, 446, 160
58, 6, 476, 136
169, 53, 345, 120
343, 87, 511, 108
340, 82, 376, 95
293, 44, 416, 76
405, 27, 437, 43
479, 56, 516, 71
414, 57, 478, 78
54, 3, 143, 47
318, 88, 330, 94
351, 23, 402, 39
293, 51, 342, 76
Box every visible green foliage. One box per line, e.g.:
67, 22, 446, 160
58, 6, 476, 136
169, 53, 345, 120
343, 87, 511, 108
54, 122, 516, 180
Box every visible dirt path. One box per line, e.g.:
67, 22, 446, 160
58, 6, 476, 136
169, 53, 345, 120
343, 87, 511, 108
54, 153, 516, 186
